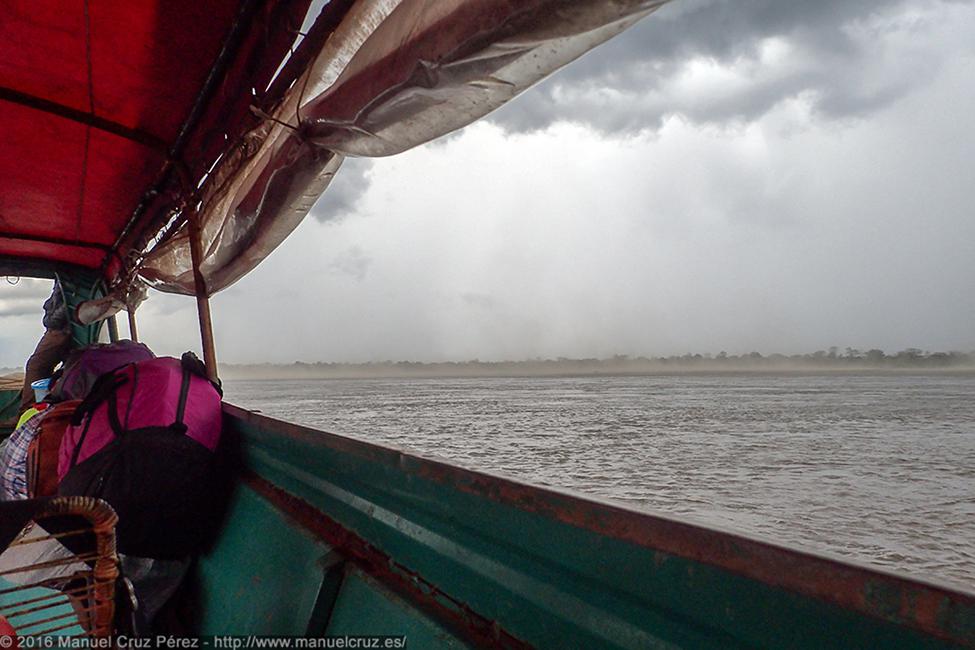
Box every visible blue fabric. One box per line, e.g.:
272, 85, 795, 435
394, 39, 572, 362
0, 412, 45, 500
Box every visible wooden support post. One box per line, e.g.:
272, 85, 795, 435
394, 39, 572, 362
127, 310, 139, 342
107, 315, 119, 342
188, 211, 219, 383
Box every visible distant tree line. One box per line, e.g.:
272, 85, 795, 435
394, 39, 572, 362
608, 347, 975, 369
219, 348, 975, 379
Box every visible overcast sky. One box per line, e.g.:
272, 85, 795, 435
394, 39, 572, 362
2, 0, 974, 366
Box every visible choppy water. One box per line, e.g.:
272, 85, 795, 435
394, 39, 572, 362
223, 374, 975, 589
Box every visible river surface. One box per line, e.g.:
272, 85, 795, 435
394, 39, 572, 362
222, 374, 975, 589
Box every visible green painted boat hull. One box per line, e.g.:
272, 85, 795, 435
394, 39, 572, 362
189, 405, 975, 648
0, 388, 972, 646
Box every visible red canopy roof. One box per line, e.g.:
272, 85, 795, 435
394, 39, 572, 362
0, 0, 310, 278
4, 0, 664, 296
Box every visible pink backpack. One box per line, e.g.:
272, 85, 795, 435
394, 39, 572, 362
58, 356, 221, 478
57, 353, 222, 558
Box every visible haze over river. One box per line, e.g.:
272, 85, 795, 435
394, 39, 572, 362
224, 374, 975, 588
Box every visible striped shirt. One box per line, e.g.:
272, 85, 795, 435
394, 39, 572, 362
0, 410, 46, 500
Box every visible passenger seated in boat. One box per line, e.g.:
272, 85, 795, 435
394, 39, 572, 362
2, 345, 223, 628
1, 338, 153, 502
20, 280, 71, 413
2, 302, 149, 504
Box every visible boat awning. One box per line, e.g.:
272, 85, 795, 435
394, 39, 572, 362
0, 0, 313, 277
1, 0, 668, 296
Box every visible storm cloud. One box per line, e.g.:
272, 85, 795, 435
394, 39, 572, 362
3, 1, 974, 366
490, 0, 973, 133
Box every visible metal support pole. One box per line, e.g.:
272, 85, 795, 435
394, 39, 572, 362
188, 212, 219, 382
127, 310, 139, 342
107, 315, 119, 342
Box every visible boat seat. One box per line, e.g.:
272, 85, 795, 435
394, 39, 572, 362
0, 497, 119, 638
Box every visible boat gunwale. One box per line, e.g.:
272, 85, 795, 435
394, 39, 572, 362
224, 402, 975, 646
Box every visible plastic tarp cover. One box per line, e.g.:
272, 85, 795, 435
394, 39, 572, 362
139, 0, 668, 295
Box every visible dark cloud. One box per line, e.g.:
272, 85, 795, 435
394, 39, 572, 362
489, 0, 971, 133
310, 156, 374, 222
